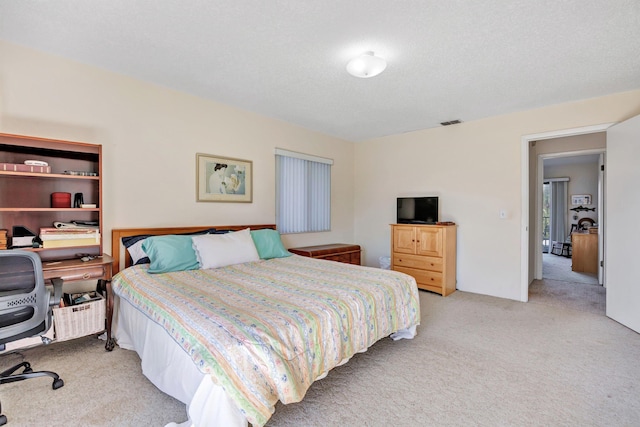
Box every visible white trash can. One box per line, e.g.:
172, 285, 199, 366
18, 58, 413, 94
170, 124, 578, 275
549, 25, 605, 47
379, 256, 391, 270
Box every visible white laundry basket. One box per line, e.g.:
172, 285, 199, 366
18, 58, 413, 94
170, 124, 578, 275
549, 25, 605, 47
379, 256, 391, 270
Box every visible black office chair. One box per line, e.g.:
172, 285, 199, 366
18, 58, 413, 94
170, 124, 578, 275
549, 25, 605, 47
0, 250, 64, 425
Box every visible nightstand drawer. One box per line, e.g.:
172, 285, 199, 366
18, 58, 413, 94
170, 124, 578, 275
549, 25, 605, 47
393, 253, 443, 272
325, 253, 353, 264
44, 265, 108, 282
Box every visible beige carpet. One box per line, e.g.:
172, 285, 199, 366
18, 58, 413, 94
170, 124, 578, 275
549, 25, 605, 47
2, 291, 639, 426
528, 253, 605, 316
529, 278, 606, 316
541, 252, 598, 285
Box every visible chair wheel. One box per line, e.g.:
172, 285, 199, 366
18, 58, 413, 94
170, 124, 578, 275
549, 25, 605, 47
52, 378, 64, 390
23, 367, 33, 374
0, 414, 7, 425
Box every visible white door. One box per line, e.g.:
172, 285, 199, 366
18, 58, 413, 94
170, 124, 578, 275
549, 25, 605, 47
598, 153, 604, 285
606, 114, 640, 333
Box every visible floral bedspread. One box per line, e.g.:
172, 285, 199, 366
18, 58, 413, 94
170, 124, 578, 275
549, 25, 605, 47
111, 255, 420, 426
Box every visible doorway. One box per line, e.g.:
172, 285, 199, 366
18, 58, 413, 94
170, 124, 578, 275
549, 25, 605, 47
519, 124, 611, 302
522, 116, 640, 333
530, 150, 605, 315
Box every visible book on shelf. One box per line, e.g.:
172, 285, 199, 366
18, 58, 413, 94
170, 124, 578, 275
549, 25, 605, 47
40, 227, 99, 236
0, 229, 7, 248
41, 236, 100, 248
39, 232, 100, 241
53, 221, 99, 230
39, 227, 99, 241
0, 162, 51, 173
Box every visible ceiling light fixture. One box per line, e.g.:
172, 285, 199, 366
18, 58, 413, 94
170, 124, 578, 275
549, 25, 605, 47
346, 51, 387, 78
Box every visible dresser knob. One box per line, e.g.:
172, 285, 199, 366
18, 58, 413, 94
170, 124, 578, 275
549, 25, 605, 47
82, 273, 91, 280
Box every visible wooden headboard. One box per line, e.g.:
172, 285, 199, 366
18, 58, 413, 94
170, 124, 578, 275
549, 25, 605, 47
111, 224, 276, 274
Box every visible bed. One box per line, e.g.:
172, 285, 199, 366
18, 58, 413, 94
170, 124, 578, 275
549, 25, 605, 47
110, 225, 420, 427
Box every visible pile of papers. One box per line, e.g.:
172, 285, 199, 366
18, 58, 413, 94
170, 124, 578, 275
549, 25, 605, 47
39, 226, 100, 249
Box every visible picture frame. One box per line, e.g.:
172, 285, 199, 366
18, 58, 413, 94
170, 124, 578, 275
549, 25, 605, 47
196, 153, 252, 202
571, 194, 591, 205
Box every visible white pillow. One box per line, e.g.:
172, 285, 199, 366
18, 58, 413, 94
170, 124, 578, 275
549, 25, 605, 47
192, 228, 260, 269
126, 239, 148, 264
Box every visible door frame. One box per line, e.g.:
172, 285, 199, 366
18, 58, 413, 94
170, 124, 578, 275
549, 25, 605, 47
535, 149, 605, 281
520, 123, 614, 302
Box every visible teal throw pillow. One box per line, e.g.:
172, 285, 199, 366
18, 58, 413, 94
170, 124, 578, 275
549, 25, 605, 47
141, 235, 200, 273
250, 229, 292, 260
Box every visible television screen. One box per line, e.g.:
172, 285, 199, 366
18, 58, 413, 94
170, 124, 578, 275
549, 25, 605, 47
397, 197, 438, 224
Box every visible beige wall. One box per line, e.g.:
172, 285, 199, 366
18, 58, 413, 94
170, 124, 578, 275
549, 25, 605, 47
0, 41, 355, 255
355, 90, 640, 300
544, 161, 600, 228
3, 40, 640, 303
535, 133, 606, 154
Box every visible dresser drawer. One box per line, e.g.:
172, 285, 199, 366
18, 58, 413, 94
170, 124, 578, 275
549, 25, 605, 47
322, 252, 361, 265
393, 253, 443, 272
394, 266, 443, 288
350, 252, 361, 265
289, 244, 361, 265
44, 265, 108, 282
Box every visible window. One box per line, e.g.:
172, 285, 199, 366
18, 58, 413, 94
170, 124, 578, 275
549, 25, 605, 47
275, 148, 332, 234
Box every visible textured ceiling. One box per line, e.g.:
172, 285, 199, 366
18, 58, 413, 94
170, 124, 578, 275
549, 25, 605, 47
1, 1, 639, 142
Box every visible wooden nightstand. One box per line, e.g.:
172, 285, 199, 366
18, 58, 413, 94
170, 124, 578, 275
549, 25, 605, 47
289, 244, 361, 265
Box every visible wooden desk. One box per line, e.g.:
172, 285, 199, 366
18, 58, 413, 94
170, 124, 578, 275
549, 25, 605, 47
571, 233, 598, 273
42, 254, 115, 350
289, 244, 361, 265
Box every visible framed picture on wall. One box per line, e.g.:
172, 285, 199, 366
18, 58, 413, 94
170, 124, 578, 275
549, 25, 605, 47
196, 153, 253, 202
571, 194, 591, 205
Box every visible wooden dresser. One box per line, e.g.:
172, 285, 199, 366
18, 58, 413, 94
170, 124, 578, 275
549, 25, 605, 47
390, 224, 457, 296
289, 243, 361, 265
572, 232, 598, 273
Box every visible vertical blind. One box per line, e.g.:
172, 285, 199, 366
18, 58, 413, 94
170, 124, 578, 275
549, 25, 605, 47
549, 180, 568, 246
275, 149, 332, 234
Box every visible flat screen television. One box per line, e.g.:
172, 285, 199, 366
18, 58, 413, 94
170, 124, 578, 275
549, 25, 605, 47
397, 196, 438, 224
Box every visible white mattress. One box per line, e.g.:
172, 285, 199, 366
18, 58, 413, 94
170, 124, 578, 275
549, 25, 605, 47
115, 295, 417, 426
112, 256, 420, 426
113, 295, 248, 427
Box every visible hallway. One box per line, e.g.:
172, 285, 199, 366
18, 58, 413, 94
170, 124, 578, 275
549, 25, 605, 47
529, 253, 605, 315
541, 252, 598, 285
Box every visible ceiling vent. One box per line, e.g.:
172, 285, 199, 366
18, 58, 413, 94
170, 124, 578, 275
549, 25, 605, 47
440, 119, 462, 126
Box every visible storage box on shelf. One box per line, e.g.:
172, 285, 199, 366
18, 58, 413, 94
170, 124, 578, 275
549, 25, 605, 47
0, 133, 103, 261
